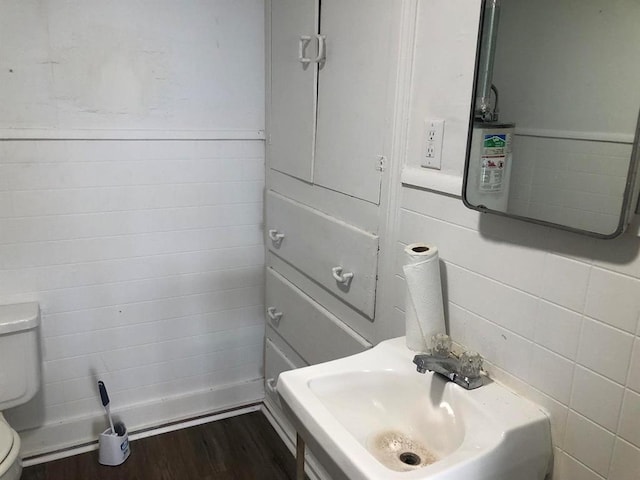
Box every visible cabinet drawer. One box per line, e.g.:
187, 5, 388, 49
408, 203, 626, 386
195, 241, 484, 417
265, 338, 304, 409
266, 268, 371, 365
266, 191, 379, 318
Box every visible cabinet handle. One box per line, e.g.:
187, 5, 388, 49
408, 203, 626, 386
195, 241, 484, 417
313, 34, 326, 63
267, 306, 283, 325
298, 35, 312, 64
268, 229, 285, 245
266, 378, 277, 394
332, 266, 354, 284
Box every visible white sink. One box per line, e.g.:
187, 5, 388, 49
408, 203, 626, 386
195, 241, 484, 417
277, 337, 552, 480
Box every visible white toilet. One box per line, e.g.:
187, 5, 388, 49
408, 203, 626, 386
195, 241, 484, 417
0, 303, 41, 480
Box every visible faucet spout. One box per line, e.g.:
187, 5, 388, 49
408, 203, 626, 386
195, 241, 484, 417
413, 351, 484, 390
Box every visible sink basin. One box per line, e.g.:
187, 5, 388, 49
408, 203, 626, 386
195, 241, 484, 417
277, 337, 552, 480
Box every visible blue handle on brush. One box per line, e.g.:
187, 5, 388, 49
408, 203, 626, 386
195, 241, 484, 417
98, 381, 110, 407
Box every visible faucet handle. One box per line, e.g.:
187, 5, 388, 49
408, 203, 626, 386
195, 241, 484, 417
431, 333, 452, 358
459, 350, 483, 378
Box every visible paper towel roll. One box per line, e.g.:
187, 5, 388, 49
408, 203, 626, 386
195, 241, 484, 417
403, 243, 446, 352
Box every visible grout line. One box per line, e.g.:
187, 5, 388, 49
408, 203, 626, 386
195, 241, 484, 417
44, 324, 267, 375
1, 177, 265, 194
0, 243, 264, 275
45, 328, 264, 376
44, 323, 266, 366
43, 303, 264, 341
45, 309, 265, 346
0, 156, 266, 166
3, 180, 264, 189
27, 263, 265, 311
40, 279, 265, 319
48, 370, 266, 413
0, 231, 263, 260
560, 449, 607, 480
562, 270, 593, 446
1, 199, 264, 221
0, 218, 264, 248
43, 348, 266, 407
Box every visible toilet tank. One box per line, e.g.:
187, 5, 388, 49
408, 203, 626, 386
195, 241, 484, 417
0, 303, 41, 410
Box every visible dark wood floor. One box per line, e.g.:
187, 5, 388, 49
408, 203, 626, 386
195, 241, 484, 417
23, 411, 302, 480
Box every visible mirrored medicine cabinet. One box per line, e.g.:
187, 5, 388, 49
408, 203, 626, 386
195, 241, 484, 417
462, 0, 640, 238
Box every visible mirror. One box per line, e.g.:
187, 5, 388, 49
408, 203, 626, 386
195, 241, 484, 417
463, 0, 640, 238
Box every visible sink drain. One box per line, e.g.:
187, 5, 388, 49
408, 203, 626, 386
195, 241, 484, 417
367, 430, 439, 471
399, 452, 421, 466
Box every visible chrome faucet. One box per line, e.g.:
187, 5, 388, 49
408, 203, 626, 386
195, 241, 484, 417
412, 334, 484, 390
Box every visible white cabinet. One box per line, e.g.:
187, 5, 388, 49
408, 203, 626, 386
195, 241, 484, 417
269, 0, 317, 182
264, 2, 402, 458
314, 0, 400, 204
268, 0, 401, 204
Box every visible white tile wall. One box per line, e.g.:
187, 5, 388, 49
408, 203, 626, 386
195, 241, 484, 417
569, 367, 624, 433
556, 450, 604, 480
565, 411, 615, 477
507, 136, 632, 235
393, 191, 640, 479
618, 390, 640, 448
577, 318, 634, 385
628, 339, 640, 393
1, 140, 266, 448
609, 439, 640, 480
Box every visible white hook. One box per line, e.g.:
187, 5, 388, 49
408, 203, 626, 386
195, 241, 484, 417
267, 306, 283, 325
313, 34, 326, 63
268, 229, 285, 244
332, 266, 354, 284
266, 378, 277, 393
298, 35, 312, 64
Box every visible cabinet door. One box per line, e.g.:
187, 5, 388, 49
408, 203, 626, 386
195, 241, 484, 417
266, 268, 371, 364
314, 0, 400, 204
269, 0, 318, 182
266, 191, 379, 319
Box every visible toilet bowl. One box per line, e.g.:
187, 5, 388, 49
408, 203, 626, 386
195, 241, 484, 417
0, 303, 42, 480
0, 415, 21, 480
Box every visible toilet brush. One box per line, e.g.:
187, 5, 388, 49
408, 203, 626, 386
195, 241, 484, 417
98, 381, 116, 434
97, 380, 130, 466
98, 381, 126, 435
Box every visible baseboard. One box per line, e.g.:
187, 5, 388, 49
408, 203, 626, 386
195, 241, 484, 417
21, 378, 264, 463
21, 386, 332, 480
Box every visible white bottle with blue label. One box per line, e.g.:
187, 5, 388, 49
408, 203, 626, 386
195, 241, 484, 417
466, 122, 515, 212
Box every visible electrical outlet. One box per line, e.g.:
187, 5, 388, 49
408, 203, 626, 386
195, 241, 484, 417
422, 119, 445, 169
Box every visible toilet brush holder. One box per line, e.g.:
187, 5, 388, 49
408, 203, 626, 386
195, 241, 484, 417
98, 426, 130, 466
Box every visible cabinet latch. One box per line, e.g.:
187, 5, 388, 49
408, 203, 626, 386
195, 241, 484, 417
376, 155, 386, 172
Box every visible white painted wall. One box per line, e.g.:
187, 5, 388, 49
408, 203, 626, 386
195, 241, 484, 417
0, 0, 265, 457
384, 1, 640, 479
0, 0, 264, 136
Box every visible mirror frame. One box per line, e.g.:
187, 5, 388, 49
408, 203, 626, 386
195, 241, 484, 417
462, 3, 640, 239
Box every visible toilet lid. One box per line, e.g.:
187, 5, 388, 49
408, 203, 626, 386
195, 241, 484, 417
0, 422, 13, 464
